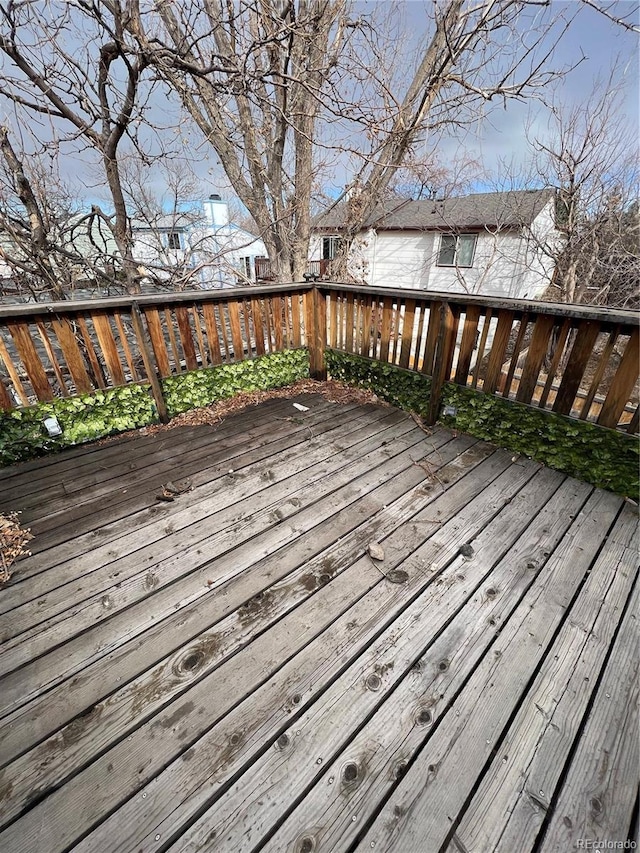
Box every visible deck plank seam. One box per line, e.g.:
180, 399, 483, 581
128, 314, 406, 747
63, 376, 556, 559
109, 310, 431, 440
372, 495, 629, 853
0, 419, 434, 658
5, 402, 378, 527
250, 471, 577, 853
530, 567, 639, 853
0, 409, 415, 611
0, 428, 467, 721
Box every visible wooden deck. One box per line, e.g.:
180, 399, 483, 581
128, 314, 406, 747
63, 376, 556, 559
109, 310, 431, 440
0, 395, 637, 853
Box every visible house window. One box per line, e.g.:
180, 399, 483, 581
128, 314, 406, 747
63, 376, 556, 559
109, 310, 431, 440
322, 236, 341, 260
239, 256, 252, 278
167, 231, 182, 250
437, 234, 476, 267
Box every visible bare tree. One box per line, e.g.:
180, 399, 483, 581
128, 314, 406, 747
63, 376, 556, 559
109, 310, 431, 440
502, 69, 640, 307
125, 0, 345, 282
124, 0, 592, 283
0, 0, 154, 294
120, 158, 203, 289
1, 0, 636, 297
0, 126, 121, 299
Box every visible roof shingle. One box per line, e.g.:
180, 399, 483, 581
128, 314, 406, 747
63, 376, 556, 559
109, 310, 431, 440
314, 188, 555, 232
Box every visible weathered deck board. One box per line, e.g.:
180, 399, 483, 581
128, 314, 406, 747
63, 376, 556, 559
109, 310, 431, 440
446, 510, 638, 853
266, 474, 590, 853
0, 396, 636, 853
0, 406, 405, 628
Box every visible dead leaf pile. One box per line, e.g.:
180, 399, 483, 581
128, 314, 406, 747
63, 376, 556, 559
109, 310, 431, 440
156, 478, 194, 502
0, 513, 33, 584
99, 379, 386, 443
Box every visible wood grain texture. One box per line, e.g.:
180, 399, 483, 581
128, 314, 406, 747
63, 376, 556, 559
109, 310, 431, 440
328, 292, 338, 350
130, 304, 168, 424
471, 309, 492, 389
266, 473, 586, 853
399, 299, 416, 369
113, 312, 138, 380
597, 327, 639, 428
421, 302, 439, 376
552, 321, 601, 415
0, 398, 636, 853
174, 305, 198, 371
450, 506, 637, 853
483, 309, 515, 394
90, 312, 125, 386
35, 320, 68, 395
163, 308, 182, 371
579, 327, 618, 419
247, 299, 262, 357
516, 314, 556, 403
538, 582, 639, 853
6, 320, 53, 400
501, 314, 529, 397
538, 319, 571, 409
192, 306, 208, 366
50, 317, 93, 394
379, 296, 393, 364
202, 302, 223, 365
291, 293, 302, 348
427, 301, 456, 425
454, 304, 481, 385
141, 309, 170, 376
345, 292, 355, 353
227, 299, 245, 360
358, 490, 624, 853
77, 315, 107, 388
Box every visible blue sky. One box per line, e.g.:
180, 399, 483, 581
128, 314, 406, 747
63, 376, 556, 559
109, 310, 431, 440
399, 0, 639, 186
32, 0, 637, 208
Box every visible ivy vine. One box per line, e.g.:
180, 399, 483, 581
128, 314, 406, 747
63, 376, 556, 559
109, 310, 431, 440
324, 349, 638, 497
161, 349, 310, 416
0, 384, 156, 466
325, 349, 431, 414
0, 349, 311, 467
440, 384, 639, 497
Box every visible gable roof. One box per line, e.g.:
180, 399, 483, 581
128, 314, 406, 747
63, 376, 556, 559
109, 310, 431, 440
314, 188, 556, 232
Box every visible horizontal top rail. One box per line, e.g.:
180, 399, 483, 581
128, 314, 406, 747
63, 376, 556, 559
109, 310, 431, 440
0, 280, 637, 440
316, 283, 640, 327
0, 282, 314, 319
1, 282, 636, 327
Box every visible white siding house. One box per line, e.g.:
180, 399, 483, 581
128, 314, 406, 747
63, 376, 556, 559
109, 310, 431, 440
311, 189, 561, 299
132, 195, 267, 289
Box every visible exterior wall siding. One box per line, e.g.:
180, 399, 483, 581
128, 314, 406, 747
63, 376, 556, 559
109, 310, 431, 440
330, 199, 559, 300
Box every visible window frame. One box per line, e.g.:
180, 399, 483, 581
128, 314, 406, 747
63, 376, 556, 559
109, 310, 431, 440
166, 230, 182, 251
436, 233, 477, 268
238, 256, 252, 278
321, 235, 342, 260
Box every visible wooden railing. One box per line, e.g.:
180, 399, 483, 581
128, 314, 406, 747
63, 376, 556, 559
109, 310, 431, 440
0, 282, 637, 436
254, 258, 330, 282
0, 284, 310, 422
318, 284, 639, 434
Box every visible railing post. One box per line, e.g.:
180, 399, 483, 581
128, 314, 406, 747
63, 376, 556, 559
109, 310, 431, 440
305, 286, 327, 380
131, 302, 169, 424
426, 300, 455, 426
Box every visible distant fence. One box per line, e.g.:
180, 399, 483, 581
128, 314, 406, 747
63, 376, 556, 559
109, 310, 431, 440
0, 282, 637, 435
254, 258, 330, 282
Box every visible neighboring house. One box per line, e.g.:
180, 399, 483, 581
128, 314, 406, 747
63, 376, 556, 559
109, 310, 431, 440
132, 195, 267, 289
1, 211, 119, 298
311, 188, 561, 299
